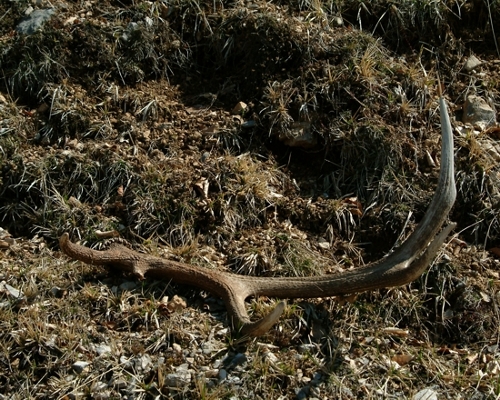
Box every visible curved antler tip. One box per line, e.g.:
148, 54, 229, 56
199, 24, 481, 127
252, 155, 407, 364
241, 301, 286, 337
59, 232, 70, 247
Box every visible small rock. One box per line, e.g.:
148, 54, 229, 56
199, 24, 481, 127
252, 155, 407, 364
413, 387, 438, 400
226, 375, 241, 385
138, 354, 152, 372
72, 361, 90, 374
229, 353, 247, 368
202, 341, 219, 355
114, 379, 128, 390
463, 95, 496, 129
0, 228, 15, 249
16, 8, 56, 35
1, 283, 25, 300
296, 386, 310, 400
464, 55, 482, 72
92, 392, 110, 400
332, 16, 344, 26
172, 343, 182, 353
242, 120, 257, 129
0, 227, 12, 240
318, 241, 330, 250
204, 369, 219, 378
93, 344, 111, 357
119, 281, 137, 291
218, 369, 227, 381
165, 369, 191, 388
91, 381, 108, 392
298, 343, 317, 353
50, 286, 67, 298
481, 139, 500, 161
120, 356, 133, 370
67, 196, 82, 208
232, 101, 248, 115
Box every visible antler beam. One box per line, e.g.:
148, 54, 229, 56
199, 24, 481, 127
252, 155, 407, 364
60, 95, 456, 337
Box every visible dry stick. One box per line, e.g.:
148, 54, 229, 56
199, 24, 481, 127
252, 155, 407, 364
60, 95, 456, 337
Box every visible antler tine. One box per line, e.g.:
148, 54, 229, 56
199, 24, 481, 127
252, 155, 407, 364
59, 233, 286, 334
60, 94, 456, 337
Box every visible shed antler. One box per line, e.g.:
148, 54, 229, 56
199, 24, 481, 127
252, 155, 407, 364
60, 96, 456, 337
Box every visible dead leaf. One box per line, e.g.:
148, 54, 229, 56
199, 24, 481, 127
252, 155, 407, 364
67, 196, 82, 208
392, 354, 413, 366
193, 178, 209, 199
159, 295, 187, 314
480, 291, 491, 303
167, 295, 187, 313
466, 353, 478, 364
342, 197, 363, 216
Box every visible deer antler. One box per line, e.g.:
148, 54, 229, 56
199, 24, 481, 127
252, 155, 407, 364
60, 95, 456, 337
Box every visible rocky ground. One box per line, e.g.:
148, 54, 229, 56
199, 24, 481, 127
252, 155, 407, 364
1, 0, 500, 399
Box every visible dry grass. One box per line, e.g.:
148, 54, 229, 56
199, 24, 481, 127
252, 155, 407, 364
0, 0, 500, 398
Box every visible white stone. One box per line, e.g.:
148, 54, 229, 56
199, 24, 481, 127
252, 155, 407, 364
232, 102, 248, 115
72, 361, 90, 374
463, 95, 496, 129
464, 55, 482, 72
413, 387, 438, 400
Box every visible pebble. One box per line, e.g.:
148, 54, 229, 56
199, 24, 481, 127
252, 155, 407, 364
138, 354, 152, 372
241, 120, 257, 128
228, 353, 247, 368
204, 369, 219, 378
91, 381, 107, 392
172, 343, 182, 353
202, 341, 219, 355
218, 368, 227, 381
92, 392, 110, 400
464, 54, 482, 72
165, 369, 191, 388
296, 386, 310, 400
72, 361, 90, 374
463, 95, 496, 129
113, 379, 127, 390
92, 344, 111, 356
298, 343, 317, 353
413, 387, 438, 400
2, 283, 24, 300
231, 101, 248, 115
332, 16, 344, 26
